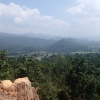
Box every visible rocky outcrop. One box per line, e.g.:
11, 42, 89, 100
0, 77, 39, 100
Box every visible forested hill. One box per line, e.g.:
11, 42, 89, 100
1, 33, 100, 53
0, 33, 56, 52
46, 38, 88, 52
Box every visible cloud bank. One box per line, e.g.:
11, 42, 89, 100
0, 1, 100, 38
66, 0, 100, 37
0, 2, 70, 35
67, 0, 100, 14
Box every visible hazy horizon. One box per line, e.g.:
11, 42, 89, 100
1, 31, 100, 41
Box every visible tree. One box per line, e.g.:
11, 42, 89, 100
66, 57, 100, 100
0, 50, 14, 80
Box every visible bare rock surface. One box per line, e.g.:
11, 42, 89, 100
0, 77, 39, 100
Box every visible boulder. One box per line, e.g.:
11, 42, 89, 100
0, 77, 39, 100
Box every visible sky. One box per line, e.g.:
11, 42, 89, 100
0, 0, 100, 38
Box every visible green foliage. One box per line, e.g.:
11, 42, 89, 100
0, 50, 14, 80
1, 50, 100, 100
66, 56, 100, 100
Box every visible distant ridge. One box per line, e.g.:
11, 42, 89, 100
46, 38, 88, 52
0, 33, 56, 53
1, 32, 100, 53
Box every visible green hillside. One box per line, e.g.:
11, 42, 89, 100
46, 38, 88, 53
1, 33, 100, 53
0, 34, 56, 53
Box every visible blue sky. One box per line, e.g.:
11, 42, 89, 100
0, 0, 100, 38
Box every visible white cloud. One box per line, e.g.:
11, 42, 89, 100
73, 17, 100, 37
53, 19, 70, 27
67, 3, 85, 14
14, 17, 22, 23
65, 0, 100, 37
0, 2, 70, 34
75, 17, 100, 24
67, 0, 100, 14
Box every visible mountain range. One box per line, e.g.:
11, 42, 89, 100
0, 32, 100, 53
